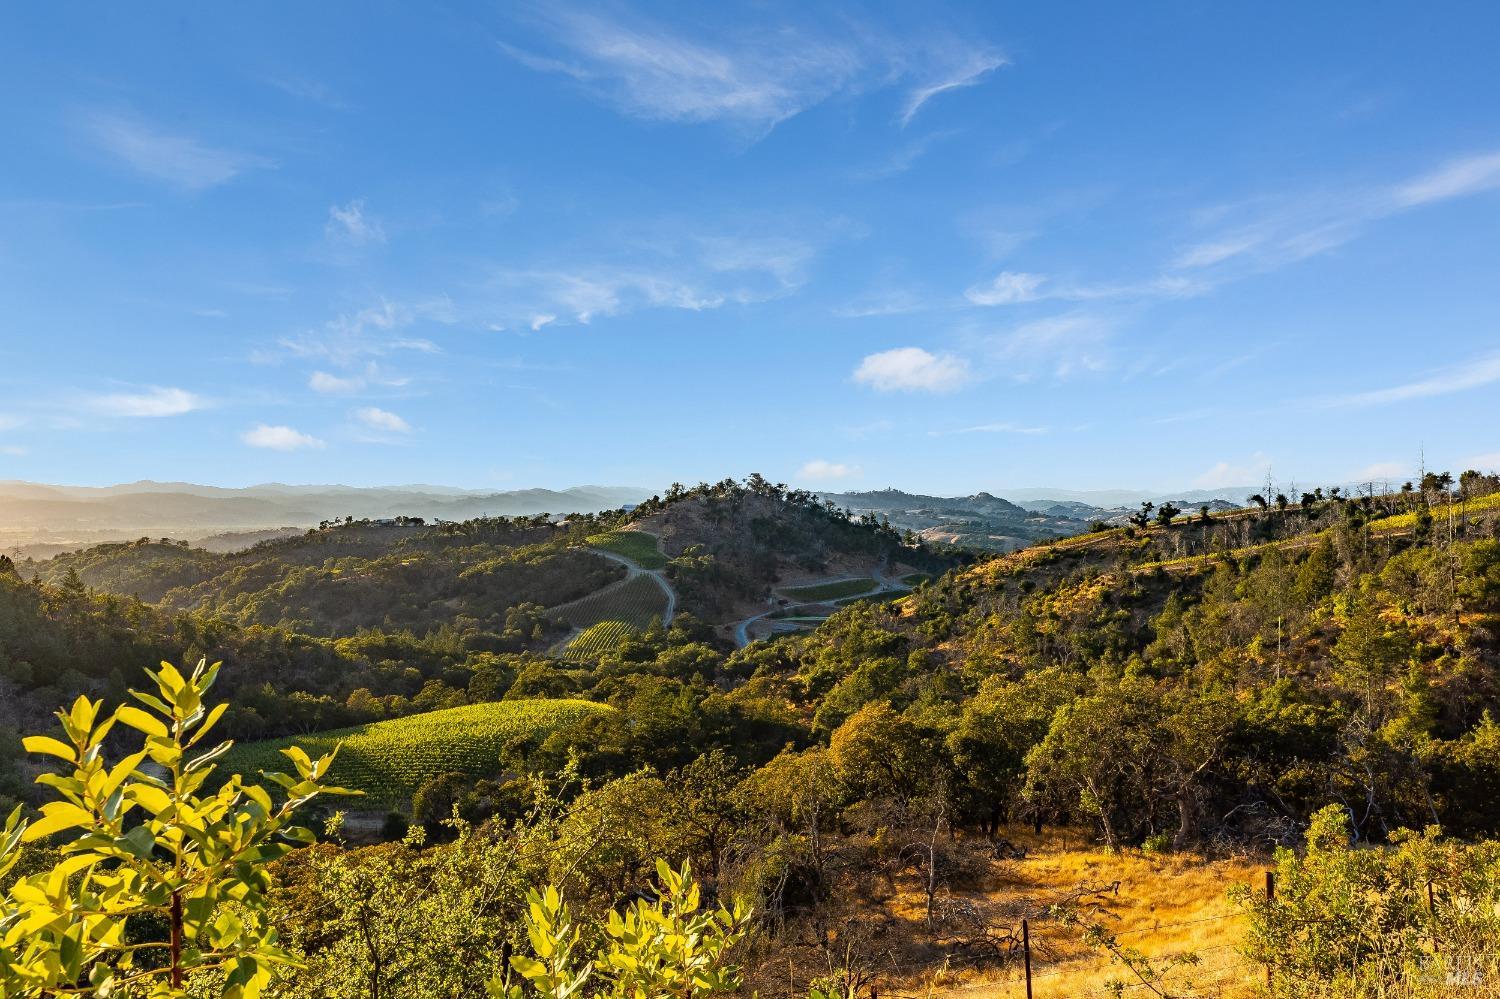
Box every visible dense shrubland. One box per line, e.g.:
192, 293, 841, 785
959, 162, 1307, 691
3, 471, 1500, 995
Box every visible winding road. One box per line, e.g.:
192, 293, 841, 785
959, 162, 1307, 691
729, 558, 914, 648
588, 547, 676, 625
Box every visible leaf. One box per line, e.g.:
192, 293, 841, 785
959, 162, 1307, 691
127, 784, 173, 816
115, 706, 169, 739
21, 801, 93, 842
22, 736, 77, 763
116, 825, 157, 860
187, 703, 229, 747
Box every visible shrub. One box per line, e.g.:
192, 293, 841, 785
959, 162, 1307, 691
0, 660, 349, 997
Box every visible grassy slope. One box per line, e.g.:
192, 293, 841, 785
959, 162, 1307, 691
222, 699, 611, 808
779, 577, 877, 601
588, 530, 667, 569
915, 832, 1260, 998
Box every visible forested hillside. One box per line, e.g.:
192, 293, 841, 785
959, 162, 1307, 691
3, 469, 1500, 997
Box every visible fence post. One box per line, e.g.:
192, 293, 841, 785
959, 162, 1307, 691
1428, 878, 1440, 956
1264, 871, 1276, 988
1022, 918, 1033, 999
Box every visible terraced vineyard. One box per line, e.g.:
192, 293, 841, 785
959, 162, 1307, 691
551, 573, 670, 660
560, 620, 640, 661
778, 577, 877, 601
554, 573, 668, 631
221, 699, 612, 809
587, 529, 667, 569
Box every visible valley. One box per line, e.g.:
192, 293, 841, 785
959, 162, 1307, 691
4, 469, 1499, 999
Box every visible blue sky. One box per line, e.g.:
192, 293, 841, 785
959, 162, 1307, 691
2, 2, 1498, 495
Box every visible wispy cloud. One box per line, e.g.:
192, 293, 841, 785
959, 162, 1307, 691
486, 233, 813, 327
1464, 452, 1500, 472
1175, 149, 1500, 273
87, 386, 204, 418
277, 299, 452, 367
1391, 150, 1500, 207
1194, 453, 1271, 489
966, 270, 1203, 306
499, 7, 1001, 134
833, 289, 925, 319
308, 364, 410, 395
1323, 351, 1500, 408
853, 347, 970, 393
966, 271, 1044, 305
1351, 461, 1410, 482
928, 421, 1047, 437
326, 200, 386, 245
798, 459, 859, 481
265, 75, 351, 111
242, 424, 324, 450
978, 312, 1117, 379
78, 111, 272, 191
852, 130, 957, 181
899, 51, 1007, 126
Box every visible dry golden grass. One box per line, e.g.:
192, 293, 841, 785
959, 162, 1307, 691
900, 829, 1265, 999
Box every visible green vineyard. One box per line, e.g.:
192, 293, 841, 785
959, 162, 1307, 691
778, 577, 878, 602
220, 699, 612, 809
554, 573, 669, 631
587, 529, 667, 569
551, 573, 670, 660
560, 619, 641, 661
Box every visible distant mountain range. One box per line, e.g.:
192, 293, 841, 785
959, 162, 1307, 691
815, 487, 1248, 551
1, 479, 1258, 559
0, 481, 652, 558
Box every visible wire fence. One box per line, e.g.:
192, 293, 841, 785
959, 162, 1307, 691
864, 910, 1256, 999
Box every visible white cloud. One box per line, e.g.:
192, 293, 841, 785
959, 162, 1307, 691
853, 347, 970, 393
353, 407, 411, 433
965, 271, 1044, 305
798, 459, 858, 481
1194, 454, 1271, 489
501, 8, 1001, 134
242, 424, 324, 451
0, 415, 22, 432
326, 200, 386, 245
0, 445, 26, 457
1326, 351, 1500, 408
530, 313, 557, 331
79, 111, 272, 191
88, 386, 204, 418
309, 371, 364, 394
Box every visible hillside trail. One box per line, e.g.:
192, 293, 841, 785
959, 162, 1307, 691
731, 556, 911, 648
587, 547, 676, 625
544, 539, 677, 649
